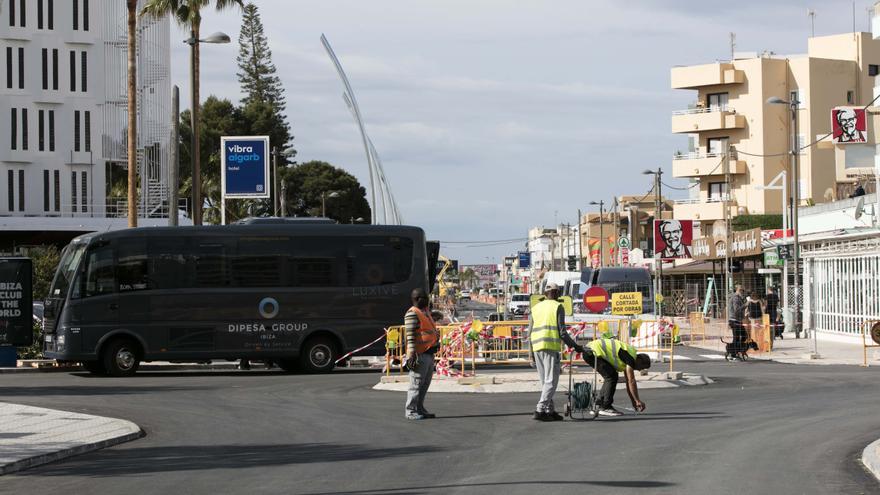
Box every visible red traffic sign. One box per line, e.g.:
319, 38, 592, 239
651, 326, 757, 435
583, 286, 610, 314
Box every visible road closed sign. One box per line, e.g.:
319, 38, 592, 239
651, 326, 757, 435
0, 258, 32, 346
611, 291, 642, 315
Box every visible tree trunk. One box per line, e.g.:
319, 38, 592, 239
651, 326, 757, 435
126, 0, 138, 227
191, 22, 202, 225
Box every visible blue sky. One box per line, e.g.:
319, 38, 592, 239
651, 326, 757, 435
169, 0, 874, 263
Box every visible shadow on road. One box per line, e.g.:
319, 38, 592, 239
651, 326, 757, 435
0, 385, 212, 397
300, 480, 676, 495
596, 411, 727, 422
22, 443, 446, 477
435, 412, 534, 419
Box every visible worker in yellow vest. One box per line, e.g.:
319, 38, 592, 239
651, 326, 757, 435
582, 337, 652, 416
528, 283, 582, 421
404, 288, 440, 420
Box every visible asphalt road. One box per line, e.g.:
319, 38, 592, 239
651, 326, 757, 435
1, 350, 879, 495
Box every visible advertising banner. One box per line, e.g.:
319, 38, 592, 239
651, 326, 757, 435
461, 264, 497, 285
653, 219, 694, 259
0, 258, 33, 346
221, 136, 270, 198
831, 106, 867, 144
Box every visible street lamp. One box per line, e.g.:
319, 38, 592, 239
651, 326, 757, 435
643, 168, 663, 316
272, 147, 296, 216
589, 200, 605, 266
767, 95, 809, 354
321, 191, 340, 217
184, 31, 231, 226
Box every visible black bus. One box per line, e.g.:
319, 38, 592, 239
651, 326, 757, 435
42, 222, 437, 376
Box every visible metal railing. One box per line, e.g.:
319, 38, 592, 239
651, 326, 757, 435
673, 195, 730, 205
671, 105, 732, 116
673, 151, 726, 161
0, 198, 189, 219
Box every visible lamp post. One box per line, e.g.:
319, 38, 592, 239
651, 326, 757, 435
589, 200, 605, 266
643, 168, 663, 316
272, 146, 295, 216
321, 191, 340, 218
767, 95, 809, 353
184, 31, 231, 226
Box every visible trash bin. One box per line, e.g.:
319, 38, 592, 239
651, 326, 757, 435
0, 346, 17, 368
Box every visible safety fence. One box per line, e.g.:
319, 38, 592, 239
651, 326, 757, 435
384, 317, 676, 376
676, 313, 774, 355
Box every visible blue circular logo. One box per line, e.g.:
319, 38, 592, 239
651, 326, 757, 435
259, 297, 279, 319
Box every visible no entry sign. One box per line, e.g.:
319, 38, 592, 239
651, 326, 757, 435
583, 286, 610, 314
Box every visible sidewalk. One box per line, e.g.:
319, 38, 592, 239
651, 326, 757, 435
686, 332, 879, 366
0, 402, 142, 475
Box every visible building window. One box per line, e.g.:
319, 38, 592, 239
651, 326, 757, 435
21, 108, 27, 150
43, 170, 50, 212
41, 48, 48, 89
18, 170, 24, 211
84, 111, 91, 152
52, 49, 58, 89
48, 0, 53, 29
71, 171, 77, 213
7, 171, 13, 211
69, 50, 75, 91
709, 182, 728, 201
38, 110, 44, 151
707, 92, 729, 111
37, 0, 42, 29
83, 0, 88, 31
8, 0, 13, 27
74, 110, 80, 152
707, 136, 729, 156
80, 51, 87, 92
847, 90, 855, 104
81, 171, 88, 212
10, 108, 16, 150
5, 47, 11, 88
53, 169, 59, 211
17, 47, 23, 89
48, 110, 55, 151
72, 0, 78, 30
870, 65, 879, 77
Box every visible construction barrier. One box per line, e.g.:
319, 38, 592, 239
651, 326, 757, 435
864, 320, 880, 367
685, 312, 707, 345
627, 319, 676, 372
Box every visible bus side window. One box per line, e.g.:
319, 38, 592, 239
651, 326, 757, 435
82, 244, 116, 298
117, 240, 150, 292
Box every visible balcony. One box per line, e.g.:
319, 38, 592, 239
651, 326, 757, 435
671, 107, 746, 133
672, 153, 746, 178
671, 63, 744, 89
672, 198, 737, 221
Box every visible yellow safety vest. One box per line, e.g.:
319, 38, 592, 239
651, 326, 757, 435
530, 300, 562, 353
588, 338, 637, 372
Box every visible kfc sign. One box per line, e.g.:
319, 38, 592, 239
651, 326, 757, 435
653, 219, 694, 260
831, 107, 867, 144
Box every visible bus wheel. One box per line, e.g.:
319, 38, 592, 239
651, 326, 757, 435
81, 360, 106, 375
299, 336, 336, 373
102, 339, 141, 377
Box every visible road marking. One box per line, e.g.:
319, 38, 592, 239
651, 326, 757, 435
700, 354, 725, 360
673, 356, 692, 360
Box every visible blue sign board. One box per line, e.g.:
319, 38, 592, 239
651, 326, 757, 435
221, 136, 270, 198
518, 251, 531, 269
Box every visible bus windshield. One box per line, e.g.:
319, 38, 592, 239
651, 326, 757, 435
49, 243, 86, 299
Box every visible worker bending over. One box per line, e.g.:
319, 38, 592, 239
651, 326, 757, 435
582, 338, 651, 417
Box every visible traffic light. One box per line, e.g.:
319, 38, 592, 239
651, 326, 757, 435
567, 255, 577, 271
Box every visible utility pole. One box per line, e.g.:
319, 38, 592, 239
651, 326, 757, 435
792, 99, 803, 343
729, 32, 736, 60
655, 171, 663, 318
724, 144, 733, 310
613, 197, 620, 266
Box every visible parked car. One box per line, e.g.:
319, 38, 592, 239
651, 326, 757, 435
507, 294, 531, 316
459, 290, 471, 301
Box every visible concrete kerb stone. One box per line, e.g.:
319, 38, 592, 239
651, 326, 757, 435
0, 402, 143, 475
374, 370, 713, 394
862, 437, 880, 483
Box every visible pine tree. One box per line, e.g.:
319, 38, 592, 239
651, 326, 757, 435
237, 3, 284, 109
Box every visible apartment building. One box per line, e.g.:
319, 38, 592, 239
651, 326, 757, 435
0, 0, 173, 249
670, 32, 880, 237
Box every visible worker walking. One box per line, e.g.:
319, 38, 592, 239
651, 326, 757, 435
528, 283, 580, 421
582, 337, 652, 416
404, 288, 440, 420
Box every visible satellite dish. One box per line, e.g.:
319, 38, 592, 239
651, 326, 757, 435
872, 321, 880, 345
854, 197, 865, 220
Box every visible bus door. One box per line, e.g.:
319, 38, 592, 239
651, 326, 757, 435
68, 240, 118, 351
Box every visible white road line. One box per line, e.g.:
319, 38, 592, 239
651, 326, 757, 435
700, 354, 725, 360
673, 356, 692, 360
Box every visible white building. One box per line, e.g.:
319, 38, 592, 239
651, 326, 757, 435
0, 0, 176, 250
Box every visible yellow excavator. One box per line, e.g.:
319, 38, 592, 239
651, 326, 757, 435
436, 254, 454, 298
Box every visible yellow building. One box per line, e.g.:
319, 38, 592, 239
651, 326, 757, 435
670, 32, 880, 236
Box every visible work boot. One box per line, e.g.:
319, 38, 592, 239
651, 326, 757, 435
548, 411, 564, 421
532, 411, 544, 421
598, 407, 623, 417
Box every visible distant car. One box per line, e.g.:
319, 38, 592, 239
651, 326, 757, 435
459, 290, 471, 301
507, 294, 531, 316
488, 288, 501, 297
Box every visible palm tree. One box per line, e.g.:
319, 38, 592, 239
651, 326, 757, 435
140, 0, 243, 225
126, 0, 138, 227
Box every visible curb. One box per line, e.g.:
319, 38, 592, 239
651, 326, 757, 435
862, 438, 880, 483
1, 427, 143, 476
